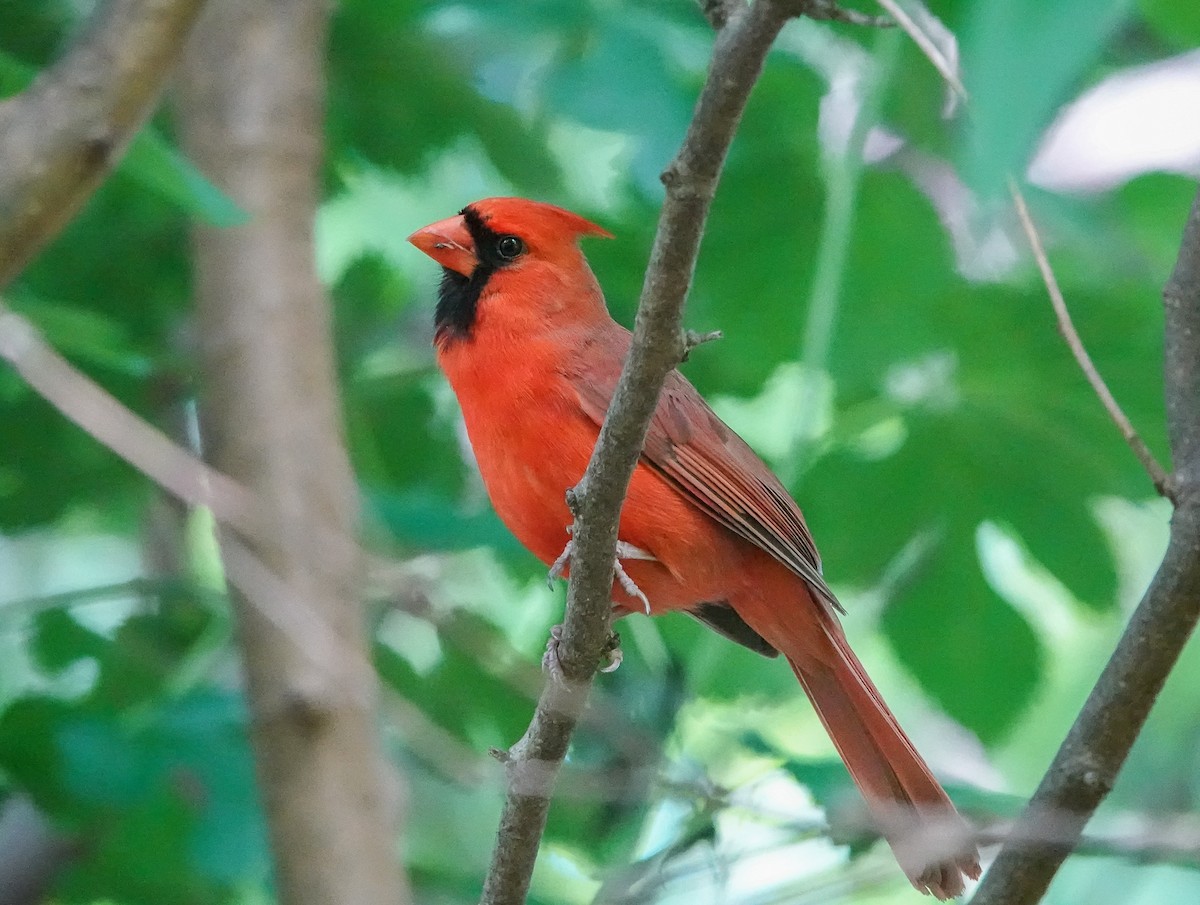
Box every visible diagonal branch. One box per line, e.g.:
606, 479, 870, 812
969, 187, 1200, 904
478, 1, 863, 902
0, 0, 209, 288
1010, 184, 1173, 499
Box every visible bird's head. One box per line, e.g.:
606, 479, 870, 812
408, 197, 613, 345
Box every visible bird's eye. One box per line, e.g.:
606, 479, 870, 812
496, 235, 525, 260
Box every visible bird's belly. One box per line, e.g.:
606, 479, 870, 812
462, 394, 739, 614
464, 393, 594, 566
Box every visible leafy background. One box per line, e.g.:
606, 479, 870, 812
1, 0, 1197, 902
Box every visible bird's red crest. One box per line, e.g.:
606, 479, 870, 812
464, 197, 613, 243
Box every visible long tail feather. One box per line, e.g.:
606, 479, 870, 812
787, 628, 981, 899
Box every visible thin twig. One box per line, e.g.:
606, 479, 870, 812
879, 1, 1170, 499
872, 0, 965, 100
478, 1, 810, 902
1010, 183, 1174, 499
969, 187, 1200, 905
681, 328, 724, 361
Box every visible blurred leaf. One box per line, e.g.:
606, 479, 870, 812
32, 609, 109, 674
961, 0, 1134, 197
368, 488, 524, 555
118, 130, 249, 228
6, 292, 154, 377
789, 168, 1170, 737
328, 0, 562, 192
543, 17, 694, 193
91, 603, 215, 710
0, 697, 76, 815
658, 615, 797, 702
0, 1, 76, 66
648, 55, 825, 394
375, 613, 534, 748
1140, 0, 1200, 46
0, 46, 35, 94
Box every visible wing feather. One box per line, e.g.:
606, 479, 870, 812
570, 343, 842, 614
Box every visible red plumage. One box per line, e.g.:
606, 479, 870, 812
409, 197, 980, 898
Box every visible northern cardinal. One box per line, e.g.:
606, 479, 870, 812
409, 198, 981, 898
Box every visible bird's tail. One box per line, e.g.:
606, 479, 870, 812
786, 626, 981, 899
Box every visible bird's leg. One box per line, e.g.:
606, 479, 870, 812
542, 625, 623, 681
543, 526, 655, 679
600, 629, 623, 672
612, 542, 655, 615
546, 526, 656, 616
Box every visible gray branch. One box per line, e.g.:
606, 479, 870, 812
479, 1, 835, 902
970, 188, 1200, 903
0, 0, 208, 288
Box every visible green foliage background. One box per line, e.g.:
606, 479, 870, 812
1, 0, 1197, 902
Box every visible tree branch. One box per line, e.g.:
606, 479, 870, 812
0, 796, 77, 905
969, 186, 1200, 903
0, 0, 208, 288
176, 1, 411, 903
479, 1, 832, 901
0, 309, 257, 529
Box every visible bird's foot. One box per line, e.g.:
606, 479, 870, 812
542, 624, 623, 681
600, 630, 623, 672
546, 528, 656, 616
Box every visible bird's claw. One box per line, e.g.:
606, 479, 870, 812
542, 624, 567, 684
545, 528, 656, 616
612, 547, 652, 615
547, 531, 574, 589
599, 631, 623, 672
543, 624, 623, 680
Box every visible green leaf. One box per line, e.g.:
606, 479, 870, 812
31, 609, 109, 674
5, 293, 154, 377
118, 130, 248, 227
368, 488, 524, 556
0, 47, 35, 95
657, 614, 797, 703
789, 167, 1170, 737
0, 697, 76, 815
961, 0, 1134, 197
0, 2, 76, 68
328, 0, 562, 191
92, 604, 215, 710
1140, 0, 1200, 46
543, 17, 694, 192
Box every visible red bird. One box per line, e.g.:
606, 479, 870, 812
409, 197, 980, 898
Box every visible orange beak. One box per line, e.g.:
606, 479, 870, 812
407, 214, 477, 277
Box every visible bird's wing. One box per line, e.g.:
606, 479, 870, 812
569, 335, 842, 613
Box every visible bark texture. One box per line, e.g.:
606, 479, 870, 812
178, 2, 410, 903
0, 0, 208, 287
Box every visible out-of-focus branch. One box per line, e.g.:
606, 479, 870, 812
478, 2, 863, 902
0, 796, 77, 905
0, 309, 256, 528
177, 1, 410, 903
0, 0, 208, 287
970, 188, 1200, 904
